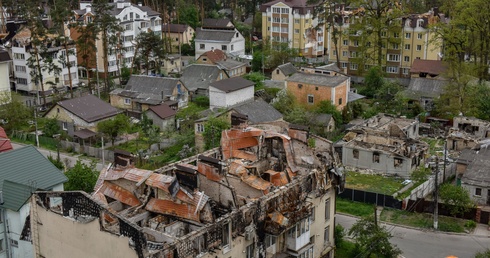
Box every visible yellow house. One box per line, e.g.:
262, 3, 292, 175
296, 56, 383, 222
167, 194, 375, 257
44, 94, 122, 137
162, 24, 195, 53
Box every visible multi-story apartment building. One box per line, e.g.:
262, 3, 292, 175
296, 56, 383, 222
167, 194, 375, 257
327, 7, 443, 78
24, 122, 342, 258
0, 49, 11, 104
261, 0, 325, 58
9, 27, 79, 95
73, 0, 162, 79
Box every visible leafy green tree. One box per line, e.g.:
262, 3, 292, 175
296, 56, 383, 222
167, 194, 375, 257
43, 118, 60, 138
375, 80, 403, 114
22, 0, 61, 106
203, 116, 230, 150
243, 72, 266, 90
75, 21, 98, 92
315, 100, 343, 126
284, 106, 311, 125
349, 216, 402, 258
97, 114, 130, 146
133, 32, 166, 75
335, 224, 345, 248
47, 155, 64, 170
0, 93, 32, 133
92, 0, 123, 92
362, 66, 385, 98
193, 96, 210, 107
64, 160, 99, 193
348, 0, 404, 72
271, 89, 296, 114
410, 167, 431, 184
50, 0, 78, 98
439, 183, 474, 217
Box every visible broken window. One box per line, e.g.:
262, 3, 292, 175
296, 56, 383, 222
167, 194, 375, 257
246, 243, 254, 258
476, 188, 482, 196
353, 149, 359, 159
265, 235, 276, 248
325, 199, 330, 221
394, 157, 403, 168
372, 153, 380, 163
222, 222, 231, 248
193, 235, 205, 255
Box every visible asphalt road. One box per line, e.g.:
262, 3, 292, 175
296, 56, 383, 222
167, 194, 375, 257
336, 213, 490, 258
12, 142, 104, 171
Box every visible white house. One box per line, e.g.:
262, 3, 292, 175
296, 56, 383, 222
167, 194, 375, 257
194, 19, 245, 59
0, 49, 11, 104
208, 77, 254, 108
0, 146, 67, 258
74, 0, 162, 78
9, 28, 79, 95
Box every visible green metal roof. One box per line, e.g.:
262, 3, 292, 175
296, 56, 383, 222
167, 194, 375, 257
0, 146, 68, 211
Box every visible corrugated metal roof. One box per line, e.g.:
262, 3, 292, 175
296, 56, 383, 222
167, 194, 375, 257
181, 63, 224, 92
231, 99, 283, 124
145, 198, 200, 222
121, 75, 185, 103
1, 180, 35, 211
147, 103, 176, 119
195, 28, 237, 42
97, 181, 141, 207
0, 146, 67, 211
241, 174, 272, 191
277, 63, 297, 76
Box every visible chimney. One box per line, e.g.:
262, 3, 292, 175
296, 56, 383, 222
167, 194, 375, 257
86, 5, 91, 13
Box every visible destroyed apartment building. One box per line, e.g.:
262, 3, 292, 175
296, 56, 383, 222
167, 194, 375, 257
23, 121, 342, 258
340, 114, 428, 177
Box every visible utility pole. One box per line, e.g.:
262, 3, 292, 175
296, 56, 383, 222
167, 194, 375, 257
374, 205, 378, 227
34, 109, 39, 148
433, 156, 439, 230
443, 136, 447, 183
101, 136, 105, 166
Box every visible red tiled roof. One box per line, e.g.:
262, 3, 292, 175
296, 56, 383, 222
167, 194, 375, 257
410, 59, 447, 75
0, 126, 13, 153
200, 49, 227, 63
148, 104, 176, 120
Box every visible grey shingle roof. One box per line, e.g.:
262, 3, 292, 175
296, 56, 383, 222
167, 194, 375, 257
231, 99, 283, 124
286, 72, 348, 87
57, 95, 122, 123
180, 64, 225, 92
123, 75, 185, 103
0, 50, 12, 63
402, 77, 448, 99
461, 147, 490, 187
162, 24, 189, 33
195, 28, 237, 42
277, 63, 297, 76
0, 146, 68, 211
202, 18, 234, 29
216, 59, 246, 70
348, 91, 366, 102
209, 77, 254, 93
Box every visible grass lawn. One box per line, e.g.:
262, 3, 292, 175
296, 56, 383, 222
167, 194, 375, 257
336, 198, 376, 218
345, 171, 404, 195
380, 208, 467, 233
111, 139, 148, 153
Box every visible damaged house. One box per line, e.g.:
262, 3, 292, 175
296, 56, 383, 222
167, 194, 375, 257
447, 116, 490, 151
341, 114, 428, 177
24, 122, 342, 258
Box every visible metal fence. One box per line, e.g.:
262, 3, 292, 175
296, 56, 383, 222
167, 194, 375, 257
339, 188, 403, 209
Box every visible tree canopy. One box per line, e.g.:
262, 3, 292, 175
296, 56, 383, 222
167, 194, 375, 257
64, 160, 99, 193
439, 183, 474, 217
97, 114, 131, 146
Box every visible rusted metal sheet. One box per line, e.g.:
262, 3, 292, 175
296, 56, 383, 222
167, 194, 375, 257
230, 150, 258, 161
198, 162, 222, 182
264, 170, 289, 186
145, 173, 175, 193
229, 160, 248, 176
226, 137, 259, 150
98, 181, 141, 207
288, 128, 308, 143
241, 174, 272, 192
268, 211, 289, 227
146, 198, 200, 222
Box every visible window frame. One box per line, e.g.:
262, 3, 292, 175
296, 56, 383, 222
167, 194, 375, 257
307, 94, 314, 104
